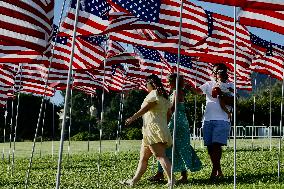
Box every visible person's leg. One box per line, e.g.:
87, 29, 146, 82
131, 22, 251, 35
212, 143, 223, 177
203, 121, 215, 178
149, 143, 172, 183
211, 120, 231, 178
209, 142, 223, 178
131, 144, 152, 184
148, 162, 164, 182
179, 170, 188, 183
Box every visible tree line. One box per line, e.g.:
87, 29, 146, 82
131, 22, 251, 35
0, 79, 283, 141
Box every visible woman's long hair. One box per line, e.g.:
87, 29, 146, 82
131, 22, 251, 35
167, 73, 184, 90
146, 74, 168, 99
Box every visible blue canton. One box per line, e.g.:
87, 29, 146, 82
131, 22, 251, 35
164, 52, 192, 68
111, 0, 161, 23
71, 0, 110, 20
81, 35, 107, 46
250, 33, 273, 56
205, 10, 213, 37
134, 45, 161, 62
111, 63, 125, 75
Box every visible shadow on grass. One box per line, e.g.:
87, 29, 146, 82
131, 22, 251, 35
189, 172, 280, 186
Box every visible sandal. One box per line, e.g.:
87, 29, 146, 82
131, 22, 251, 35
148, 173, 164, 182
176, 177, 188, 184
119, 179, 135, 187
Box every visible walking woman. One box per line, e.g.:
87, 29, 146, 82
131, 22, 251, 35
122, 74, 174, 186
149, 73, 202, 183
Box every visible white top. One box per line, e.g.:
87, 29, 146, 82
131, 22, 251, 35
200, 80, 233, 122
217, 81, 233, 96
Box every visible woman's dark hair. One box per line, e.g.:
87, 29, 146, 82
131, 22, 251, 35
167, 73, 184, 89
213, 63, 229, 81
146, 74, 168, 99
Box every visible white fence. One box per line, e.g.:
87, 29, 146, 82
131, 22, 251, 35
193, 126, 283, 139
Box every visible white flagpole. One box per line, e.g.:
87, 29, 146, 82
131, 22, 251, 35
233, 6, 237, 189
39, 102, 47, 158
55, 0, 81, 188
170, 0, 183, 188
67, 86, 73, 161
278, 60, 284, 182
2, 103, 8, 161
193, 60, 198, 141
52, 103, 55, 159
88, 94, 93, 152
269, 76, 272, 151
24, 0, 68, 187
8, 95, 14, 164
252, 78, 256, 148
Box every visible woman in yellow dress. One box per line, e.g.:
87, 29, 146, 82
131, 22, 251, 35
123, 74, 173, 186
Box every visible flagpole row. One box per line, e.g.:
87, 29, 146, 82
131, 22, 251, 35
252, 78, 256, 149
2, 103, 8, 161
40, 102, 47, 158
269, 76, 272, 151
68, 87, 73, 162
278, 55, 284, 182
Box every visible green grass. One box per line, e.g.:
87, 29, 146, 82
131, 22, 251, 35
0, 139, 283, 188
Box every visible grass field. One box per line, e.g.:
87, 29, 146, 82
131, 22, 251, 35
0, 139, 283, 188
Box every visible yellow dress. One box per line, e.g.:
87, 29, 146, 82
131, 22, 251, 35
141, 90, 173, 147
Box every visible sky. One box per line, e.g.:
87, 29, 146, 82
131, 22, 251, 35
50, 0, 284, 104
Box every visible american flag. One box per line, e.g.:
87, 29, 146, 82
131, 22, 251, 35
109, 0, 208, 48
105, 40, 139, 66
0, 64, 17, 107
104, 63, 141, 91
0, 40, 43, 64
72, 70, 106, 93
198, 0, 284, 10
196, 11, 253, 82
164, 51, 195, 86
0, 0, 54, 53
239, 9, 284, 35
61, 0, 110, 36
51, 35, 106, 70
134, 45, 172, 79
250, 33, 284, 81
14, 64, 55, 97
109, 0, 209, 53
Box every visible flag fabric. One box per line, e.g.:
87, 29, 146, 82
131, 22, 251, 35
134, 45, 172, 79
51, 35, 106, 70
196, 11, 253, 81
61, 0, 110, 36
198, 0, 284, 10
0, 40, 43, 64
239, 9, 284, 35
0, 64, 17, 106
108, 0, 209, 54
109, 63, 142, 91
108, 0, 209, 48
0, 0, 54, 53
164, 52, 252, 90
73, 70, 105, 93
14, 64, 55, 97
105, 40, 139, 66
250, 33, 284, 81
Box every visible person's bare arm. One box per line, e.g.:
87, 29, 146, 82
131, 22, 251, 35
125, 101, 157, 126
167, 108, 172, 124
